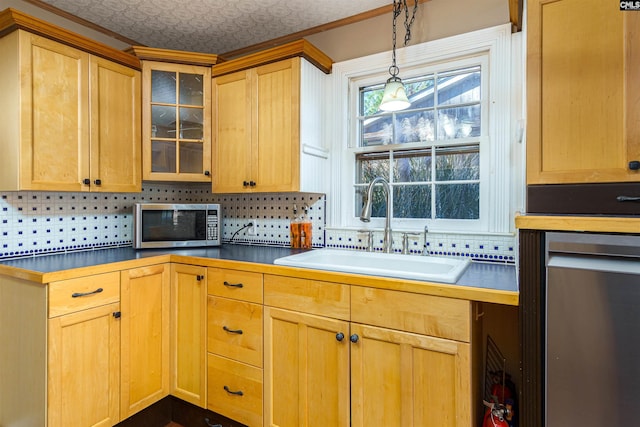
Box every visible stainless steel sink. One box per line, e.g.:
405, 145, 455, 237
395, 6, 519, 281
274, 248, 471, 284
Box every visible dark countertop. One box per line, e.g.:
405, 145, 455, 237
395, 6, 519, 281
0, 244, 518, 302
0, 245, 304, 273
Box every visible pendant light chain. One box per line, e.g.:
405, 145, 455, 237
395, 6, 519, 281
389, 0, 419, 78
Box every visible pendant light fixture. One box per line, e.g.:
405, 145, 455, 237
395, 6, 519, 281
379, 0, 419, 112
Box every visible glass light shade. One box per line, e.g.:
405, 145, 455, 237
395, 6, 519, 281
379, 77, 410, 111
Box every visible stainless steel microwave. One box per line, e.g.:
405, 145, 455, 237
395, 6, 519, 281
133, 203, 221, 249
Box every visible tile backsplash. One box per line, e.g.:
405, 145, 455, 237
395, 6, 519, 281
0, 182, 514, 264
0, 183, 325, 260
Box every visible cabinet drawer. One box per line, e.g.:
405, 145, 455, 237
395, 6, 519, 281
49, 272, 120, 318
207, 353, 263, 427
264, 274, 350, 320
351, 287, 471, 342
208, 268, 263, 303
207, 296, 263, 367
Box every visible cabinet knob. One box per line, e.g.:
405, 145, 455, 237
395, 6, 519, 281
113, 311, 121, 319
350, 334, 360, 343
336, 332, 345, 342
204, 170, 210, 176
243, 181, 250, 187
94, 179, 102, 186
83, 178, 90, 185
196, 275, 204, 281
249, 181, 256, 187
629, 160, 640, 171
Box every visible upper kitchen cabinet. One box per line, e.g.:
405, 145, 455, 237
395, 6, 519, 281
129, 47, 220, 182
212, 40, 333, 193
0, 9, 141, 192
527, 0, 640, 185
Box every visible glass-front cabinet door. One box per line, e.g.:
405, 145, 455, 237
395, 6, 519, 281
141, 60, 212, 181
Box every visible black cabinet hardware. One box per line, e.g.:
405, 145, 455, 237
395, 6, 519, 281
223, 326, 243, 334
113, 311, 121, 318
336, 332, 345, 341
71, 288, 103, 298
629, 160, 640, 170
223, 385, 244, 396
223, 281, 243, 288
350, 334, 359, 343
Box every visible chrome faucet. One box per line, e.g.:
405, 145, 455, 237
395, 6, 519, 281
422, 225, 429, 256
360, 177, 393, 253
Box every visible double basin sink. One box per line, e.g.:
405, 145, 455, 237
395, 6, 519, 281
274, 248, 471, 284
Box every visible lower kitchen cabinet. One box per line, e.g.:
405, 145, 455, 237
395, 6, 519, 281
350, 323, 471, 426
47, 271, 121, 427
170, 263, 207, 407
264, 274, 478, 427
263, 307, 351, 427
207, 267, 264, 426
120, 264, 171, 419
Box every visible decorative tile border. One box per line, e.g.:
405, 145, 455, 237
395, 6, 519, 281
325, 228, 516, 263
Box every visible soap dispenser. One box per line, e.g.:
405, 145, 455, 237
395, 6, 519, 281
290, 204, 301, 248
300, 204, 312, 249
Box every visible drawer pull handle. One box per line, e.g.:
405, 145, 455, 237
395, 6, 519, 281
617, 196, 640, 202
196, 275, 204, 281
223, 385, 244, 396
71, 288, 103, 298
204, 419, 222, 427
223, 281, 244, 288
223, 326, 243, 335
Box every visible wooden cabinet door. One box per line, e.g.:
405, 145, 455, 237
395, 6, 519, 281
90, 56, 141, 192
19, 32, 89, 191
170, 263, 207, 407
264, 307, 350, 427
213, 70, 253, 192
350, 323, 471, 427
527, 0, 640, 184
254, 58, 300, 192
120, 264, 170, 418
48, 302, 120, 427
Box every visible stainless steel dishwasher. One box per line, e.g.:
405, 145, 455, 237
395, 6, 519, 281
545, 232, 640, 427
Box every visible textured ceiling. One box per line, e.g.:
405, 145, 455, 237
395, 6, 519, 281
33, 0, 395, 55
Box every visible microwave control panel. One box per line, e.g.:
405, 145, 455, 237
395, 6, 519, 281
207, 210, 219, 243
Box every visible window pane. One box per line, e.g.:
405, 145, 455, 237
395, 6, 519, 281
435, 183, 479, 219
360, 84, 385, 116
356, 153, 389, 183
361, 116, 393, 147
404, 77, 435, 109
179, 142, 203, 173
179, 107, 203, 139
394, 110, 435, 143
179, 73, 204, 106
435, 145, 479, 181
151, 70, 176, 104
151, 105, 176, 138
437, 67, 480, 106
436, 106, 481, 139
394, 185, 431, 218
393, 150, 432, 182
151, 140, 176, 173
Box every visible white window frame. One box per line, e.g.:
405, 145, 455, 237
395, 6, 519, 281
327, 24, 517, 234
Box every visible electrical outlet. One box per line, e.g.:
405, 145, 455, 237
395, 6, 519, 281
247, 219, 257, 236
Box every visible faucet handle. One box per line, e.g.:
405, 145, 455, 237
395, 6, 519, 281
357, 229, 374, 252
401, 232, 420, 255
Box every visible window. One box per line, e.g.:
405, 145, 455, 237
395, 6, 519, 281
355, 65, 483, 221
328, 24, 518, 234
